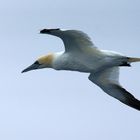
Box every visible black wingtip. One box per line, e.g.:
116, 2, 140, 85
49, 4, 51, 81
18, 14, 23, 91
40, 29, 49, 34
126, 97, 140, 111
118, 86, 140, 111
40, 28, 60, 34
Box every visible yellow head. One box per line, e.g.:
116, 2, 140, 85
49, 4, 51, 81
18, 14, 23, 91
22, 53, 54, 73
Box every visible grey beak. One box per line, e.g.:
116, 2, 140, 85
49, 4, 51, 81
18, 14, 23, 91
22, 62, 40, 73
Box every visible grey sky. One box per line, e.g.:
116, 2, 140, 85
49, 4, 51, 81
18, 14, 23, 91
1, 0, 140, 140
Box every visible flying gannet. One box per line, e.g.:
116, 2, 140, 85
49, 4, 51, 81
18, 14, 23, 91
22, 28, 140, 111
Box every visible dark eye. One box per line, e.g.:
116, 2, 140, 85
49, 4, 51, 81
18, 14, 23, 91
34, 61, 39, 65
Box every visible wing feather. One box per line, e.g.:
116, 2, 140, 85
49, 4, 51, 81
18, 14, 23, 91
88, 67, 140, 111
40, 29, 99, 53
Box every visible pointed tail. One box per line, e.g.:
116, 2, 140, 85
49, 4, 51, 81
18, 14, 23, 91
128, 57, 140, 63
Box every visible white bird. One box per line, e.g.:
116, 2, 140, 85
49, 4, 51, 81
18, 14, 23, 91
22, 28, 140, 111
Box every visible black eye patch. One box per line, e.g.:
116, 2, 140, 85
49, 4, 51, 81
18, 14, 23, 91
34, 61, 40, 65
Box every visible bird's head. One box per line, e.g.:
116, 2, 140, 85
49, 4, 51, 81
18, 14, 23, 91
22, 53, 54, 73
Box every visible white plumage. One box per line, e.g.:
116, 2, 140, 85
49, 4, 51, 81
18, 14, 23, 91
22, 28, 140, 111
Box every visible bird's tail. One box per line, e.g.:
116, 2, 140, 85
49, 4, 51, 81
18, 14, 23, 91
128, 57, 140, 63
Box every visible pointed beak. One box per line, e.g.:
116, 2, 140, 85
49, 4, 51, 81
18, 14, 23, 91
21, 62, 40, 73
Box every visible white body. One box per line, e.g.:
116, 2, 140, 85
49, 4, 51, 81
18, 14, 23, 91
52, 50, 126, 73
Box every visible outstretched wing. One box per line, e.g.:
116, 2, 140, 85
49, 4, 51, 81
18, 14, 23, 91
88, 67, 140, 111
40, 28, 99, 53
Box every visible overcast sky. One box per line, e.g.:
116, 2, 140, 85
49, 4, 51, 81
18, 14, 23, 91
1, 0, 140, 140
